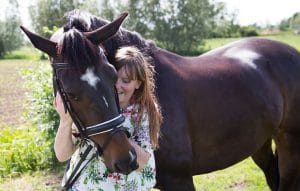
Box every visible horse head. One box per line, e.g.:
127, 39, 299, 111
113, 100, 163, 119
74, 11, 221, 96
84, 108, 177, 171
20, 12, 138, 174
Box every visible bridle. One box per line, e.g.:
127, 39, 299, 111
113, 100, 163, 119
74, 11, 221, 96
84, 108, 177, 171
52, 62, 129, 155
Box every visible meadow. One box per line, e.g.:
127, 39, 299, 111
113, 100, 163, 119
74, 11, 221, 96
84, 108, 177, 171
1, 32, 299, 190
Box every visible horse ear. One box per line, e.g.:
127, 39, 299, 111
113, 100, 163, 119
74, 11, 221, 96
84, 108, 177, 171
20, 26, 57, 58
84, 12, 128, 45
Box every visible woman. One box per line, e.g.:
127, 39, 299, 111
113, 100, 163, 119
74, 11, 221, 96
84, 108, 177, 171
54, 46, 162, 191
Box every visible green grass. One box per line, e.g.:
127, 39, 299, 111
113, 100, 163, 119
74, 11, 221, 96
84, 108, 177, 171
2, 47, 42, 60
204, 32, 300, 51
194, 159, 269, 191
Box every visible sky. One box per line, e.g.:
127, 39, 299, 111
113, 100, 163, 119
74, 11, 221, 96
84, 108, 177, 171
218, 0, 300, 26
0, 0, 300, 27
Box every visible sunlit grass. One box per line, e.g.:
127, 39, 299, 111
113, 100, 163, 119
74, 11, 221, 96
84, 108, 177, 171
2, 47, 42, 60
0, 170, 63, 191
194, 158, 270, 191
204, 32, 300, 51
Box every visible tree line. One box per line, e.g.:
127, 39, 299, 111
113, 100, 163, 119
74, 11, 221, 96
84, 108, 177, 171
1, 0, 299, 57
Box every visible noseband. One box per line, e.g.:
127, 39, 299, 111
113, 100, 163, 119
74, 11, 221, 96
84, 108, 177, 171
52, 63, 128, 155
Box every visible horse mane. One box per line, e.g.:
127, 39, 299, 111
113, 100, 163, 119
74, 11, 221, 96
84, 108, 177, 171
64, 10, 157, 64
57, 10, 100, 73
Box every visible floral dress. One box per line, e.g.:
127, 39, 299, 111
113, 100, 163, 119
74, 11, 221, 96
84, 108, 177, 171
65, 104, 156, 191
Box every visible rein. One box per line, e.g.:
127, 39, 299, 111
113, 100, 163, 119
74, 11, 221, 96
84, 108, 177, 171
52, 63, 128, 154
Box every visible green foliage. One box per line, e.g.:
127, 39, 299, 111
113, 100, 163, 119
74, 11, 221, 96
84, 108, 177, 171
21, 62, 59, 165
29, 0, 104, 37
3, 47, 41, 60
239, 26, 259, 37
0, 124, 53, 177
291, 12, 300, 31
0, 0, 23, 58
0, 59, 60, 178
279, 12, 300, 32
96, 0, 225, 55
29, 0, 78, 37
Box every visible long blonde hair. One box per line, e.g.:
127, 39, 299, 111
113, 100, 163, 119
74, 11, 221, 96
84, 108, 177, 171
114, 46, 162, 148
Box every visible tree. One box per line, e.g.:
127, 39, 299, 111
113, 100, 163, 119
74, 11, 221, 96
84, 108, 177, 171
29, 0, 81, 37
114, 0, 224, 55
0, 0, 23, 58
291, 12, 300, 32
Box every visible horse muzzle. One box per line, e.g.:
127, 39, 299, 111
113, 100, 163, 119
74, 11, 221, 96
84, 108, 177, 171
114, 148, 139, 175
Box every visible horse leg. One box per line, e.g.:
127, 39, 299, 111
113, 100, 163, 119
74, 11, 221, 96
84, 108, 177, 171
156, 172, 195, 191
275, 131, 300, 191
251, 138, 279, 191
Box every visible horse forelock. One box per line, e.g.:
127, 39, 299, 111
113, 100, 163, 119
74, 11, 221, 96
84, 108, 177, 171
63, 9, 94, 32
57, 29, 99, 73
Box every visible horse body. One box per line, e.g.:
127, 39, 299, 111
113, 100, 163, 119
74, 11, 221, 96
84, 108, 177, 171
91, 14, 300, 189
152, 38, 300, 190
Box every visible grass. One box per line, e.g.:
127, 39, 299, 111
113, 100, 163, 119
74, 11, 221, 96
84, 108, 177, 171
3, 47, 42, 60
0, 59, 40, 126
194, 159, 269, 191
204, 32, 300, 51
0, 170, 63, 191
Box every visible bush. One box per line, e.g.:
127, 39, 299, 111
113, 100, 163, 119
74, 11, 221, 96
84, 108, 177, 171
0, 124, 53, 177
22, 62, 60, 166
0, 61, 60, 178
22, 62, 59, 135
2, 47, 41, 60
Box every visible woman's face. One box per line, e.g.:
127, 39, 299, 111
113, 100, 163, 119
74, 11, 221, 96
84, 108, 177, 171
116, 67, 141, 109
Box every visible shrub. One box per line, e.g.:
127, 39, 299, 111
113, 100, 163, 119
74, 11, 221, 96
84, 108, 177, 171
2, 47, 41, 60
0, 61, 60, 178
0, 124, 53, 177
21, 62, 60, 167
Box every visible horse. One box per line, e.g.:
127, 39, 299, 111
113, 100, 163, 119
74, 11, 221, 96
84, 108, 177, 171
20, 13, 139, 184
52, 10, 300, 191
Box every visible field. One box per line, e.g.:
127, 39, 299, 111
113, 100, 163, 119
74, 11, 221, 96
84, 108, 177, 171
2, 32, 299, 190
204, 32, 300, 51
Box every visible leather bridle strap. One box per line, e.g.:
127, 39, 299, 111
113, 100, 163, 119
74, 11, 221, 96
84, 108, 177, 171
84, 114, 125, 137
52, 63, 87, 138
51, 63, 127, 140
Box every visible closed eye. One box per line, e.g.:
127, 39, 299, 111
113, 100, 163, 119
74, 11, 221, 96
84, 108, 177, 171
66, 92, 79, 101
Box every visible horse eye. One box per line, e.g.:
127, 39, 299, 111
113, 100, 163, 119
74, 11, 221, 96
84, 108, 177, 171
67, 93, 79, 101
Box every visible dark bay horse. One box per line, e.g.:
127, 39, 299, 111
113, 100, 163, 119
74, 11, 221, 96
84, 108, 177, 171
20, 13, 139, 179
58, 11, 300, 191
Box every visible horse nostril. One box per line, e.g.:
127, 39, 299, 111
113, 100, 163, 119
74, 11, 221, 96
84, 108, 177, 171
114, 149, 138, 174
115, 163, 121, 172
129, 149, 138, 170
129, 149, 137, 163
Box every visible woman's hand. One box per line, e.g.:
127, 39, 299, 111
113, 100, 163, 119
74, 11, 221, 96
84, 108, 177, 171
54, 93, 76, 162
53, 93, 72, 124
129, 139, 150, 171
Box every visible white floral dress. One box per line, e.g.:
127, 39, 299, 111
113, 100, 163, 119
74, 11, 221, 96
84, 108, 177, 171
66, 105, 156, 191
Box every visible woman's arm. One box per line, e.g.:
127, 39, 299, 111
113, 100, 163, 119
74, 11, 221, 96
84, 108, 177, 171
53, 93, 76, 162
130, 113, 155, 171
129, 139, 150, 171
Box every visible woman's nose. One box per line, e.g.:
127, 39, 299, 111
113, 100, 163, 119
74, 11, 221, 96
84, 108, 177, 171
115, 78, 121, 89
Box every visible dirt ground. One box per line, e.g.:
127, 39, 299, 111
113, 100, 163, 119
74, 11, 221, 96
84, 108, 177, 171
0, 60, 39, 126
